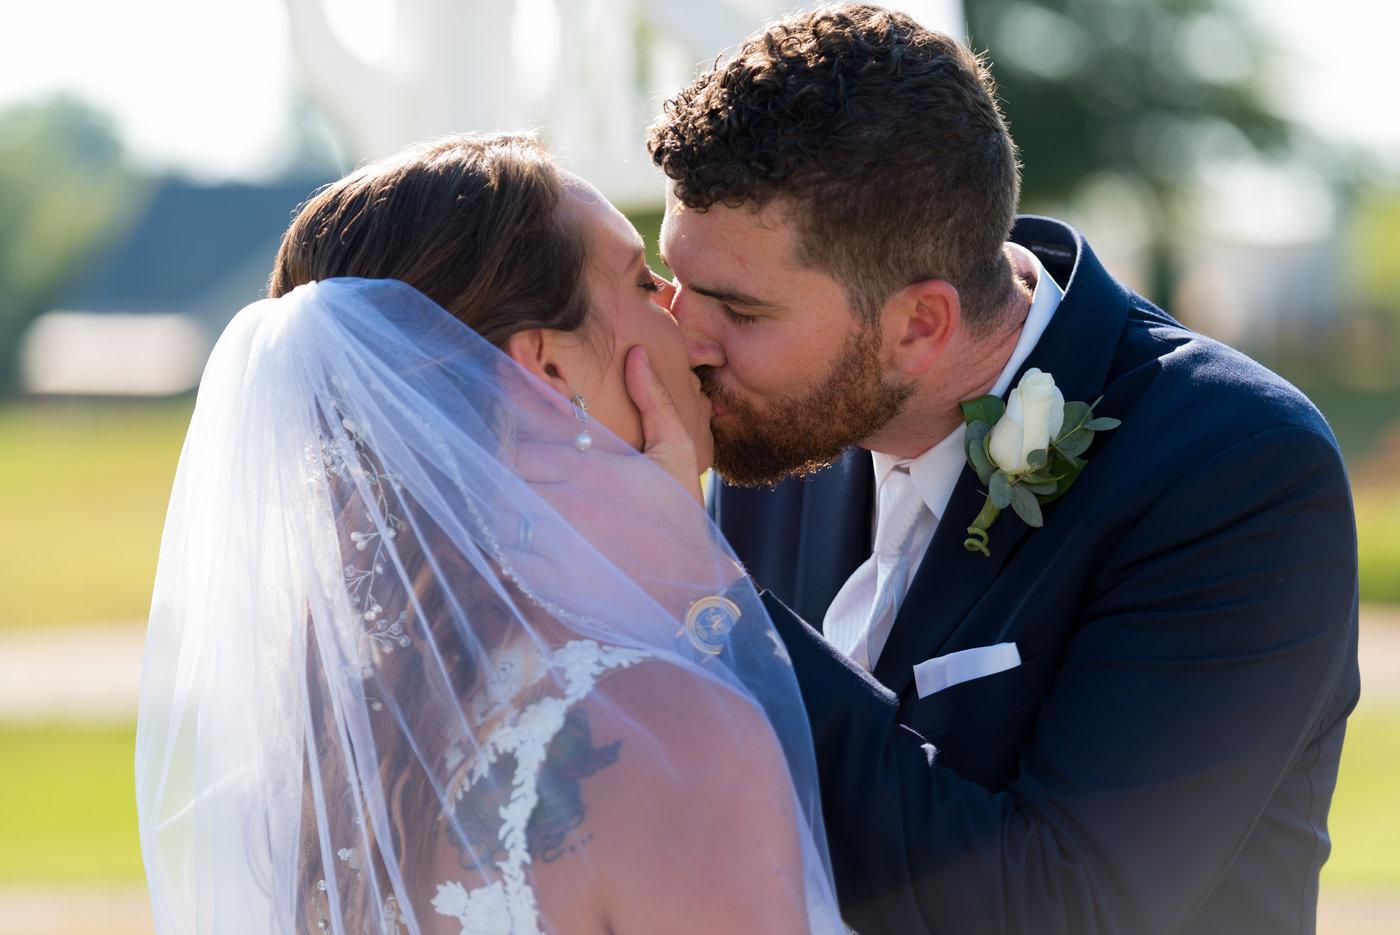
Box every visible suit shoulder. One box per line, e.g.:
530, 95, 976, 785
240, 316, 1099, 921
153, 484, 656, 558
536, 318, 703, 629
1117, 301, 1338, 452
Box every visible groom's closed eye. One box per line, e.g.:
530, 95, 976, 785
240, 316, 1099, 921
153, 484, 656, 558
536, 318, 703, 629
684, 282, 777, 328
720, 305, 761, 326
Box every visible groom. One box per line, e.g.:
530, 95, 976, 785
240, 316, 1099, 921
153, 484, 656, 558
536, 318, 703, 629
645, 4, 1359, 934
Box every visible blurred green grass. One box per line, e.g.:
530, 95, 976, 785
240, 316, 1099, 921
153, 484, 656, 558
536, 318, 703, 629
1323, 701, 1400, 889
0, 721, 141, 882
1355, 488, 1400, 605
3, 701, 1394, 886
0, 401, 191, 629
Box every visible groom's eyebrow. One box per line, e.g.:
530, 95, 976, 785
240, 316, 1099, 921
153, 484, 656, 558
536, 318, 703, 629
689, 283, 780, 311
658, 249, 781, 310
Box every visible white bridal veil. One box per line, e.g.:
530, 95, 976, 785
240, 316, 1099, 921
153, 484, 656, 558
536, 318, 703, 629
134, 278, 843, 933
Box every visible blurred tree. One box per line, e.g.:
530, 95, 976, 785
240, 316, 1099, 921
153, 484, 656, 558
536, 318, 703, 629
966, 0, 1293, 299
0, 96, 142, 395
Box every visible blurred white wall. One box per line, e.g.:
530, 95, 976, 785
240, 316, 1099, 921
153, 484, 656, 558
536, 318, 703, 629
21, 313, 209, 396
286, 0, 966, 210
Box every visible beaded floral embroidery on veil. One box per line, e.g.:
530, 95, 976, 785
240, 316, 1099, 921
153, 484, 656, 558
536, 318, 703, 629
305, 387, 652, 934
305, 385, 414, 698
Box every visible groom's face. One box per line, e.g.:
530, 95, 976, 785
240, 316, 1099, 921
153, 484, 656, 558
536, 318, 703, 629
661, 196, 911, 486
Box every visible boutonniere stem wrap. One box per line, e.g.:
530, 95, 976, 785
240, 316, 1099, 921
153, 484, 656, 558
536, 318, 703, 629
960, 368, 1120, 557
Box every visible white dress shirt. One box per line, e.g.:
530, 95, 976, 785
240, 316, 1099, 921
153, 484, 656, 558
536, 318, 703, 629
823, 243, 1065, 669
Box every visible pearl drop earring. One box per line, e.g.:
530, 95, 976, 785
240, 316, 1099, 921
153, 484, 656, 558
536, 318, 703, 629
571, 395, 593, 451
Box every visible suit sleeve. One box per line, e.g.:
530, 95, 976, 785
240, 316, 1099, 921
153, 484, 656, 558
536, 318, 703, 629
765, 424, 1359, 934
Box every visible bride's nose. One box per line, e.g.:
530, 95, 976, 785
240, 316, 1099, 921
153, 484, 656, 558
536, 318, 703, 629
654, 278, 678, 311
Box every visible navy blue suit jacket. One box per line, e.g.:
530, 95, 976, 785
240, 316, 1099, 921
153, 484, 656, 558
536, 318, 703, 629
714, 217, 1360, 934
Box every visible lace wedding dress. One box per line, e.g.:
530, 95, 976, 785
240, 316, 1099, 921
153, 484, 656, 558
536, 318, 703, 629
430, 638, 648, 934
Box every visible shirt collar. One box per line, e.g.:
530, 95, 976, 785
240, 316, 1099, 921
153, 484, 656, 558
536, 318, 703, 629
871, 242, 1065, 520
988, 242, 1064, 398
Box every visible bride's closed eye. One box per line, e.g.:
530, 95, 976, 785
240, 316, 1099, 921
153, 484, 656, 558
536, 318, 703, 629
639, 269, 665, 294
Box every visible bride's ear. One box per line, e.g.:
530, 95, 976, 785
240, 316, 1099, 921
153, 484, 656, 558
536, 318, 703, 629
506, 328, 577, 396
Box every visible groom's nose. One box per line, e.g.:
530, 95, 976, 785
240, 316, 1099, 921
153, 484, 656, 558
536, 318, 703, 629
670, 288, 726, 370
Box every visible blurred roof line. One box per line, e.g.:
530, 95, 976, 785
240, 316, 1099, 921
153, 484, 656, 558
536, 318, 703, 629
59, 176, 327, 326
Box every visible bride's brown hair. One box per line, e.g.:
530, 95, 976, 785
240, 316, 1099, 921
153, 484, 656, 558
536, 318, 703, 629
271, 132, 590, 349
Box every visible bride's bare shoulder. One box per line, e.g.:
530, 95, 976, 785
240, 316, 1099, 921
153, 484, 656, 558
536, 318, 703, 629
589, 656, 786, 762
573, 657, 809, 933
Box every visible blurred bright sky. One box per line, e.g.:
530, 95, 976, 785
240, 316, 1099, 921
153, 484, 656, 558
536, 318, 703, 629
1, 0, 1396, 181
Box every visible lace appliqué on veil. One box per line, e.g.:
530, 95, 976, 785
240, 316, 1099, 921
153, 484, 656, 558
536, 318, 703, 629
431, 639, 647, 935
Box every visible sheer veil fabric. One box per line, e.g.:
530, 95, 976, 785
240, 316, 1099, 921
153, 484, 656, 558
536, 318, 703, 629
135, 278, 844, 933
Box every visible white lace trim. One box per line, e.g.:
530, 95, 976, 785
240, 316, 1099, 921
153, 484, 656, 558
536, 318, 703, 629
432, 639, 647, 935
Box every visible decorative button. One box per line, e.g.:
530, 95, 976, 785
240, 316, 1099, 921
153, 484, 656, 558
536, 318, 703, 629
684, 595, 741, 655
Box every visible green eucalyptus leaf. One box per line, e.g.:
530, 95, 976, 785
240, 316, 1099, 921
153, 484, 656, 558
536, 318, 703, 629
965, 422, 995, 484
990, 471, 1013, 509
1043, 456, 1086, 503
1055, 427, 1094, 458
1085, 416, 1121, 431
1009, 483, 1044, 527
1060, 400, 1092, 436
1027, 447, 1049, 471
1023, 479, 1058, 496
960, 395, 1006, 427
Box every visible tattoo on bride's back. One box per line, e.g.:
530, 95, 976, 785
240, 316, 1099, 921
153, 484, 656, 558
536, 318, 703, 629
449, 707, 622, 869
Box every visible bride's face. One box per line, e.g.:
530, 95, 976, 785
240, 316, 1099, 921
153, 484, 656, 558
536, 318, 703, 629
549, 177, 715, 470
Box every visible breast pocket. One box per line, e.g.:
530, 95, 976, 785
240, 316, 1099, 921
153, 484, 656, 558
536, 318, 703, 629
904, 650, 1056, 789
905, 649, 1054, 738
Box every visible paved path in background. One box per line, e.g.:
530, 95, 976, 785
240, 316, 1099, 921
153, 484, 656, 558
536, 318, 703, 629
4, 606, 1399, 722
0, 887, 152, 935
0, 623, 146, 723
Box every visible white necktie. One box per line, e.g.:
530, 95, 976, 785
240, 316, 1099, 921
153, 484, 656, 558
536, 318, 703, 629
829, 466, 927, 670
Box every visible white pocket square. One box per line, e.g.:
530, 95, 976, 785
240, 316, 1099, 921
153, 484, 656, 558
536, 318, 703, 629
913, 642, 1021, 699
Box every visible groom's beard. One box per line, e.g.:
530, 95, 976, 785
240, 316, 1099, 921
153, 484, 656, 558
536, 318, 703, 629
698, 324, 913, 487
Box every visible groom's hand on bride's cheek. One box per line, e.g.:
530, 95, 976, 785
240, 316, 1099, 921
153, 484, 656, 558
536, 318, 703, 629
625, 345, 703, 503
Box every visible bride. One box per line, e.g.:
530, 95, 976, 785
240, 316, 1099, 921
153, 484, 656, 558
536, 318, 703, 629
134, 133, 845, 933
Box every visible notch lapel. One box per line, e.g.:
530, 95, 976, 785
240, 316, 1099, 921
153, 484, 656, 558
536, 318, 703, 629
871, 218, 1134, 696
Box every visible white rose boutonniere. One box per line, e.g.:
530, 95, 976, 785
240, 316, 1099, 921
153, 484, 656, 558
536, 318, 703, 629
960, 368, 1120, 557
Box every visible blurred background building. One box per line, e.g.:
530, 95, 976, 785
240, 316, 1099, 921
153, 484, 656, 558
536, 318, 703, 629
0, 1, 1396, 933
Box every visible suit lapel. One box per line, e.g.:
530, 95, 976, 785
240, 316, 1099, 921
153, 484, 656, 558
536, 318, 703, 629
871, 469, 1031, 688
871, 217, 1134, 696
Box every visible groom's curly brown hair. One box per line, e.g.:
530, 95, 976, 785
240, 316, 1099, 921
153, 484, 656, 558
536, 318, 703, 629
648, 3, 1021, 331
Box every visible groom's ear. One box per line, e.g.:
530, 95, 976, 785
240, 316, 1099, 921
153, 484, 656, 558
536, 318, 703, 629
506, 328, 577, 395
885, 279, 958, 375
